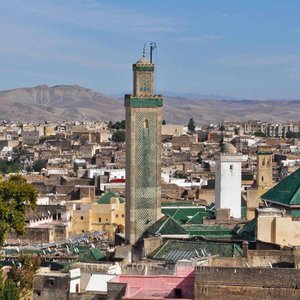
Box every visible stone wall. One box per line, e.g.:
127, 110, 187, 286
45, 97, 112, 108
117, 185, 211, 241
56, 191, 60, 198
33, 273, 70, 300
209, 250, 294, 268
7, 227, 53, 244
107, 282, 127, 300
195, 266, 300, 299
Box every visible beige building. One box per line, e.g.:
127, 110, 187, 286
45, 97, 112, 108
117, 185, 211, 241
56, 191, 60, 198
68, 191, 125, 238
256, 207, 300, 246
90, 191, 125, 237
162, 124, 186, 136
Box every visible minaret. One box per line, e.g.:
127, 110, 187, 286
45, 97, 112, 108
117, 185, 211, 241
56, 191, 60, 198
125, 47, 163, 244
215, 143, 242, 218
256, 145, 273, 189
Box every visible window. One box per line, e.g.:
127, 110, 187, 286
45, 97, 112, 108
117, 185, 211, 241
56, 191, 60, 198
99, 218, 101, 222
174, 288, 182, 298
80, 216, 83, 220
122, 214, 124, 218
262, 176, 264, 182
116, 214, 119, 218
230, 164, 233, 170
48, 278, 55, 287
144, 119, 149, 129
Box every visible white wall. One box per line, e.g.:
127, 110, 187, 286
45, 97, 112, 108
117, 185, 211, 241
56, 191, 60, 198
215, 154, 242, 218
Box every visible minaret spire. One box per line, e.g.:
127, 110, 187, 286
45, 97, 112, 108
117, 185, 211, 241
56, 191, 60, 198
142, 44, 146, 58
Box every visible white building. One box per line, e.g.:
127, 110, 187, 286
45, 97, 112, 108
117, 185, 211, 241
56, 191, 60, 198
215, 143, 242, 218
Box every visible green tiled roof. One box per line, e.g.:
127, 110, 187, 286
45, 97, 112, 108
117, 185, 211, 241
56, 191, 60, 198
78, 248, 106, 262
185, 211, 214, 224
161, 208, 177, 217
150, 239, 243, 261
162, 207, 210, 225
146, 215, 188, 235
97, 190, 125, 204
161, 202, 195, 207
183, 224, 233, 238
233, 219, 256, 242
262, 168, 300, 206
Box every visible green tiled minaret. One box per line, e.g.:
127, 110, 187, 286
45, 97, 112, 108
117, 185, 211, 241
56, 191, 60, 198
125, 51, 163, 244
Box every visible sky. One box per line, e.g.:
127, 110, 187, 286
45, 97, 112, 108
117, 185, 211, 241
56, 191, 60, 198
1, 0, 300, 99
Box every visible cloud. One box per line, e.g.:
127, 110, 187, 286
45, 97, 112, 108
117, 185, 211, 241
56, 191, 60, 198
0, 0, 182, 70
178, 35, 221, 42
0, 0, 180, 35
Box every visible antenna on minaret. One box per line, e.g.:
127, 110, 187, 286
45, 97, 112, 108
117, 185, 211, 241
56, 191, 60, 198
150, 42, 157, 64
142, 44, 146, 58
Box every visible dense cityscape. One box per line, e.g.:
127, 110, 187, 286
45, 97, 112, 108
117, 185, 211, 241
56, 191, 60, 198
2, 1, 300, 299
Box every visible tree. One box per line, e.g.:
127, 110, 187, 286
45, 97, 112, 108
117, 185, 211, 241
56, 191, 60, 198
7, 254, 40, 298
162, 120, 166, 125
0, 160, 22, 174
0, 175, 38, 245
111, 120, 126, 130
112, 130, 125, 143
32, 159, 48, 172
187, 118, 196, 133
2, 278, 19, 300
286, 131, 300, 139
219, 125, 225, 131
0, 268, 19, 300
254, 131, 266, 137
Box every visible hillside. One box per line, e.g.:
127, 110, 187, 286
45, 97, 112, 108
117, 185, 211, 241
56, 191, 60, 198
0, 85, 123, 122
0, 85, 299, 124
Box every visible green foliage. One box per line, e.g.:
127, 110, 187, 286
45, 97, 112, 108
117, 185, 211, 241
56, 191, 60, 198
32, 159, 48, 172
219, 125, 225, 131
39, 135, 56, 144
110, 120, 125, 130
286, 131, 300, 138
2, 279, 19, 300
0, 269, 19, 300
112, 130, 125, 143
254, 131, 266, 137
173, 171, 188, 179
0, 160, 22, 175
187, 118, 196, 133
0, 175, 38, 245
7, 254, 40, 296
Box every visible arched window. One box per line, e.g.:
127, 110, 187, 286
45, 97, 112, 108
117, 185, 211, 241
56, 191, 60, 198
144, 119, 149, 128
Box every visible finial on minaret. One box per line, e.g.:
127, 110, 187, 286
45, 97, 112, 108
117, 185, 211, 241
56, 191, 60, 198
142, 44, 146, 58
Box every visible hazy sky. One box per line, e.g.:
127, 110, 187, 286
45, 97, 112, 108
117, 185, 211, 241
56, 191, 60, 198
1, 0, 300, 99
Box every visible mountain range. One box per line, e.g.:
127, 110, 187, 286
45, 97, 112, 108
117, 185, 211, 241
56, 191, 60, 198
0, 85, 299, 124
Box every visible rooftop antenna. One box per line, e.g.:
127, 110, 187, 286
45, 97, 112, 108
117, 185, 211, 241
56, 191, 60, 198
150, 42, 157, 64
142, 44, 146, 58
